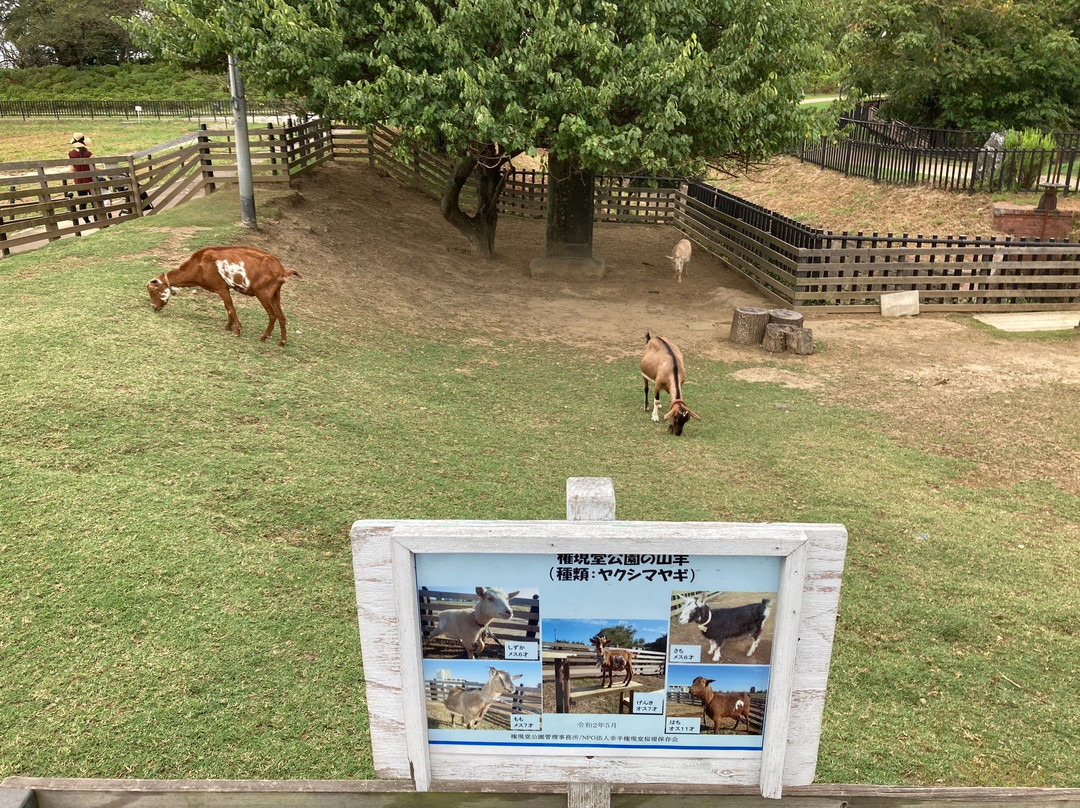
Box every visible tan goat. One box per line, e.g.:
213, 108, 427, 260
146, 246, 301, 346
640, 332, 700, 435
688, 677, 753, 734
444, 667, 522, 729
668, 238, 692, 283
590, 634, 634, 688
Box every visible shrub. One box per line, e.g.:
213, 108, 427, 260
998, 128, 1057, 190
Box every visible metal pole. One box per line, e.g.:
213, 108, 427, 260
228, 54, 257, 229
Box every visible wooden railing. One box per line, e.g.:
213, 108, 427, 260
6, 776, 1080, 808
3, 120, 1077, 314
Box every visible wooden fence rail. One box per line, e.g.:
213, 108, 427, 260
3, 119, 1077, 313
6, 778, 1080, 808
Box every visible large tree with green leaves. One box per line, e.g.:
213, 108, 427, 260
131, 0, 828, 258
2, 0, 144, 67
841, 0, 1080, 131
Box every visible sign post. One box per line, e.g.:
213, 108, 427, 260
350, 480, 846, 802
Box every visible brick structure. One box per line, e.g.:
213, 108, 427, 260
992, 204, 1078, 240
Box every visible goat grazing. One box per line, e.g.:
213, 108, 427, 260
688, 677, 753, 734
668, 238, 692, 283
444, 667, 522, 729
146, 246, 301, 346
679, 596, 771, 662
429, 586, 519, 659
589, 634, 634, 688
641, 332, 700, 435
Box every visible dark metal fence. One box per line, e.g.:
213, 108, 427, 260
0, 99, 289, 121
798, 136, 1080, 194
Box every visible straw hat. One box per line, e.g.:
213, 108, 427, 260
69, 132, 92, 148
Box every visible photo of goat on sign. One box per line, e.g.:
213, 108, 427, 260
665, 665, 769, 738
668, 590, 776, 665
423, 659, 541, 731
419, 585, 539, 660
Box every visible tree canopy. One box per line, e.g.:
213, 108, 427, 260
841, 0, 1080, 131
1, 0, 145, 67
131, 0, 830, 254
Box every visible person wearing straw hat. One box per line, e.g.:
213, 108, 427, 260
67, 132, 96, 225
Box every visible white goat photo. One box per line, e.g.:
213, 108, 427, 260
420, 585, 532, 659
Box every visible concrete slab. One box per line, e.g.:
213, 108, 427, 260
972, 311, 1080, 332
880, 290, 920, 317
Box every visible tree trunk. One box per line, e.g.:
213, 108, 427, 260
768, 308, 804, 329
529, 152, 605, 278
544, 152, 596, 258
440, 148, 508, 259
787, 327, 815, 355
729, 306, 770, 345
762, 323, 791, 353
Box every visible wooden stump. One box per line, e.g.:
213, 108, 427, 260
787, 326, 815, 355
729, 306, 770, 345
762, 323, 791, 353
768, 308, 804, 329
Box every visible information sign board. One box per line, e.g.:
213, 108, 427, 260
351, 520, 846, 798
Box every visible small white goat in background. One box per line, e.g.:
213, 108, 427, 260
668, 238, 692, 283
429, 586, 519, 659
444, 667, 522, 729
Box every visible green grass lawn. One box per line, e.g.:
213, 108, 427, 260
0, 117, 286, 165
1, 187, 1078, 786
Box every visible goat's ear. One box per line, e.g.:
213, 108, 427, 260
705, 678, 716, 685
686, 407, 701, 420
512, 674, 523, 680
148, 278, 160, 286
475, 586, 485, 597
506, 590, 520, 599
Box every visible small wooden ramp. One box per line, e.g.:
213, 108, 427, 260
973, 311, 1080, 332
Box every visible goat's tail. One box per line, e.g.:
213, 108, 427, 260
285, 269, 303, 279
645, 331, 651, 345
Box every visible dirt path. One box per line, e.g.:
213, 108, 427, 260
187, 160, 1079, 493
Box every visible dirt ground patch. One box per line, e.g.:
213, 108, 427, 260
167, 159, 1079, 495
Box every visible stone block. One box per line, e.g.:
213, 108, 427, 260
881, 290, 920, 317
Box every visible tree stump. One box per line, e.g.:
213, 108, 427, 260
787, 326, 815, 355
762, 323, 791, 353
729, 306, 770, 345
769, 308, 804, 329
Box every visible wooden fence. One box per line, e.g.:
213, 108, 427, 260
541, 644, 666, 679
3, 119, 1077, 314
7, 776, 1080, 808
1, 118, 326, 257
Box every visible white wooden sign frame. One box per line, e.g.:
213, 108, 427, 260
350, 519, 847, 800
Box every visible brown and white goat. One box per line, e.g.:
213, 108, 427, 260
640, 332, 700, 435
146, 246, 301, 346
668, 238, 692, 283
444, 667, 522, 729
589, 634, 634, 688
688, 677, 753, 734
429, 586, 519, 659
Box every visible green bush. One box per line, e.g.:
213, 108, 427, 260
999, 128, 1057, 190
0, 64, 242, 101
